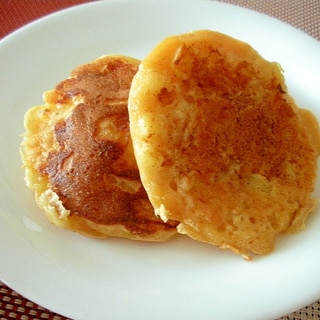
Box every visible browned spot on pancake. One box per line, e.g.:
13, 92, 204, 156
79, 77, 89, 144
174, 52, 300, 182
157, 87, 176, 105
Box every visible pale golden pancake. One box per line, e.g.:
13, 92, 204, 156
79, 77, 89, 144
128, 30, 320, 259
21, 55, 177, 241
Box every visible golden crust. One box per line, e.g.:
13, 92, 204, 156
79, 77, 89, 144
128, 30, 320, 259
21, 55, 177, 242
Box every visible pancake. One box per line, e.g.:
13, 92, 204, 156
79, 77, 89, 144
20, 55, 178, 241
128, 30, 320, 259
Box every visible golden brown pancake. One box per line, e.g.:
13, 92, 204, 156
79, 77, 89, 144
21, 55, 177, 241
128, 30, 320, 259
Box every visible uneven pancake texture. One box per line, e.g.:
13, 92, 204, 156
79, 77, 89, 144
128, 30, 320, 259
21, 55, 177, 241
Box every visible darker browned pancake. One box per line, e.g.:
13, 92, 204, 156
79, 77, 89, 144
21, 55, 178, 241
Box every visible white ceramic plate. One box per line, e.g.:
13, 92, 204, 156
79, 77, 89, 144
1, 1, 320, 319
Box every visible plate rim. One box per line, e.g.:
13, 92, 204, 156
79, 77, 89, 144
1, 1, 320, 319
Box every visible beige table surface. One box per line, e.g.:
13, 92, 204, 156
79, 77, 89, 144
1, 0, 319, 319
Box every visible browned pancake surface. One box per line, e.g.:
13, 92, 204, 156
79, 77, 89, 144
21, 55, 177, 241
128, 30, 320, 259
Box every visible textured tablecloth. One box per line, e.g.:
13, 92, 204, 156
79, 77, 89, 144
0, 1, 319, 319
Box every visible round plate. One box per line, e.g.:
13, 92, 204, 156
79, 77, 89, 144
1, 1, 320, 319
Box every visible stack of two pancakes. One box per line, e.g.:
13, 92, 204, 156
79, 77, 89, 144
21, 30, 320, 260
